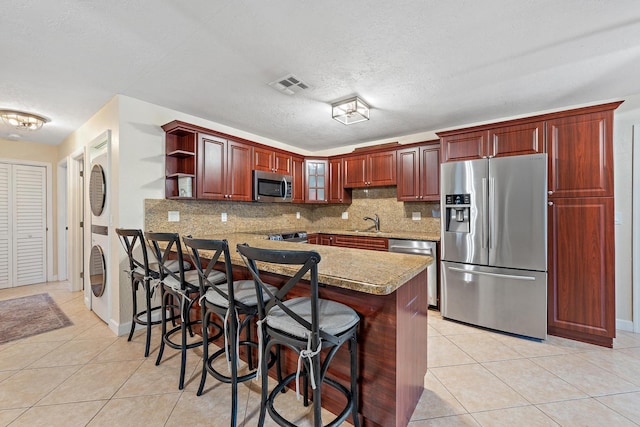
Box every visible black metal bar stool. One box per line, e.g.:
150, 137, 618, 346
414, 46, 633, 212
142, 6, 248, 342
237, 243, 361, 427
116, 228, 164, 357
145, 231, 226, 390
183, 237, 280, 427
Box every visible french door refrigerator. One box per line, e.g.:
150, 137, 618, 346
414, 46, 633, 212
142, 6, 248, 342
440, 153, 547, 339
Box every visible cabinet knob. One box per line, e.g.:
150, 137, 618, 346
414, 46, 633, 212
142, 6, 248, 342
420, 196, 424, 199
548, 191, 553, 195
548, 201, 553, 206
415, 196, 419, 199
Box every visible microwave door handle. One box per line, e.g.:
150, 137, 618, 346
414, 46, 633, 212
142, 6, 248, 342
281, 177, 287, 201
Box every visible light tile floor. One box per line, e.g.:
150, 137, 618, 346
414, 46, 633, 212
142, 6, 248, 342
1, 282, 640, 426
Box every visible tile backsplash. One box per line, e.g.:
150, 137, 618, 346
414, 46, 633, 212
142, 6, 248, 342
145, 186, 440, 236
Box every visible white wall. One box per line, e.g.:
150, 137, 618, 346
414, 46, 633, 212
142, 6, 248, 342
613, 94, 640, 329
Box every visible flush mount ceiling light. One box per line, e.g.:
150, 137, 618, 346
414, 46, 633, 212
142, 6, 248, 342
0, 109, 50, 131
331, 96, 370, 125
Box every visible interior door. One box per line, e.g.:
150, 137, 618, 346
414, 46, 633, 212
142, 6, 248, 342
13, 164, 47, 285
0, 163, 47, 287
0, 163, 11, 288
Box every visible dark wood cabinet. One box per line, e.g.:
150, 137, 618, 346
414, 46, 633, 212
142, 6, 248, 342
305, 159, 328, 203
197, 133, 252, 201
396, 141, 440, 202
489, 121, 545, 158
440, 130, 487, 162
319, 234, 333, 246
291, 156, 304, 203
163, 124, 197, 199
253, 146, 292, 174
306, 233, 319, 244
315, 233, 388, 251
547, 111, 614, 199
328, 158, 351, 204
441, 121, 544, 162
343, 150, 396, 188
547, 197, 615, 347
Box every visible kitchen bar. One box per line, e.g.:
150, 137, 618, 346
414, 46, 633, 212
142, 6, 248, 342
186, 232, 432, 427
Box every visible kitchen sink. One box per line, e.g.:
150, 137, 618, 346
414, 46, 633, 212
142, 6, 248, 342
348, 229, 389, 234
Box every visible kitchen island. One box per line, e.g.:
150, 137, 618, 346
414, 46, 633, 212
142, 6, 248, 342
189, 233, 431, 427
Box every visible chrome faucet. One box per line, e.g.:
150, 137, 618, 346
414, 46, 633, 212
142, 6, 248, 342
363, 214, 380, 232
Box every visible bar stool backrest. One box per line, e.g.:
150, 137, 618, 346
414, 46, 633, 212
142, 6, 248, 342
237, 244, 339, 346
116, 228, 156, 279
145, 232, 189, 291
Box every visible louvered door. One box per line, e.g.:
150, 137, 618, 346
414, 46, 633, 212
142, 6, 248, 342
0, 164, 11, 288
0, 163, 47, 287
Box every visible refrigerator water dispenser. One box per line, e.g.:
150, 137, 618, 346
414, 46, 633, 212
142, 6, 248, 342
444, 193, 470, 233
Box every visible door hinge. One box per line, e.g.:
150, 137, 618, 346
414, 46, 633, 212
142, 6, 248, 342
80, 170, 84, 177
80, 271, 84, 279
80, 221, 84, 228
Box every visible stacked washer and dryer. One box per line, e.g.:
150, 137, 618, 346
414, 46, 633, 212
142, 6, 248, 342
86, 135, 110, 324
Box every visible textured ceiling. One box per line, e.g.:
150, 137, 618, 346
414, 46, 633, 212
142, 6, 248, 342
1, 1, 640, 151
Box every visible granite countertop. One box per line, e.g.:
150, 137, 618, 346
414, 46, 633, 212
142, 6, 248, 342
186, 233, 433, 296
313, 229, 441, 241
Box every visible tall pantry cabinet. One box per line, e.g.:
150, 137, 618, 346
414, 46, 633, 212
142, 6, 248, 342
546, 103, 620, 347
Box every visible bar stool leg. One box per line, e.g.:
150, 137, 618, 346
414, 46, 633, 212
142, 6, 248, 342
127, 279, 138, 342
350, 335, 360, 427
143, 281, 153, 357
155, 289, 167, 367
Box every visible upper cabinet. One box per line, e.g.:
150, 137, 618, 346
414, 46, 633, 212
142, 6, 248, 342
396, 141, 440, 202
547, 110, 614, 199
328, 158, 351, 204
291, 155, 305, 203
343, 150, 397, 188
163, 123, 197, 199
253, 146, 292, 175
305, 159, 328, 203
440, 121, 544, 162
197, 133, 252, 201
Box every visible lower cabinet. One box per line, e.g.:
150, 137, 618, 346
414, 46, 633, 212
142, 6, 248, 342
314, 234, 388, 251
547, 197, 615, 347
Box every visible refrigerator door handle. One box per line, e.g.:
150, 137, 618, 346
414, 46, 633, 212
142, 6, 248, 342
447, 266, 536, 281
482, 178, 488, 248
489, 177, 496, 249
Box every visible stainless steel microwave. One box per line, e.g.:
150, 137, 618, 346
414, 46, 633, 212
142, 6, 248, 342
253, 170, 292, 202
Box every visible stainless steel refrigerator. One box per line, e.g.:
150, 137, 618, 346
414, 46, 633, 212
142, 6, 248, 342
440, 153, 547, 339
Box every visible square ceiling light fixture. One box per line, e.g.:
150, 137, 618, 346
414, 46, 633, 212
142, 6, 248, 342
331, 96, 370, 125
0, 109, 49, 131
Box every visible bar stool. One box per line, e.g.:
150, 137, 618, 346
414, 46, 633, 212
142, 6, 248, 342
237, 243, 361, 427
145, 231, 226, 390
116, 228, 163, 357
183, 237, 280, 427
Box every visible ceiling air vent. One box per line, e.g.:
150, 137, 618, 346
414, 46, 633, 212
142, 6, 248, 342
268, 74, 311, 95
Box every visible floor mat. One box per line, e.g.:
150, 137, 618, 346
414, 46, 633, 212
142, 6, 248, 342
0, 293, 73, 344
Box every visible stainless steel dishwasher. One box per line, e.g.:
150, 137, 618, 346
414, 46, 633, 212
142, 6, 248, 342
389, 239, 438, 308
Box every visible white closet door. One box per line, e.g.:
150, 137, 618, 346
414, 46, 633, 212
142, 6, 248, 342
0, 164, 11, 288
13, 165, 47, 285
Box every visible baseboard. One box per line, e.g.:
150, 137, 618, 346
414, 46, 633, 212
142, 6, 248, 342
616, 318, 634, 332
116, 311, 163, 337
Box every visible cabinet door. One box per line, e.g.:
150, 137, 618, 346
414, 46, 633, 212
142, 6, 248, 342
396, 147, 420, 201
368, 151, 397, 186
253, 146, 273, 172
305, 159, 328, 203
292, 156, 304, 203
274, 152, 292, 175
547, 197, 615, 346
332, 235, 388, 251
343, 155, 367, 188
197, 134, 226, 200
226, 140, 252, 201
328, 158, 351, 203
420, 144, 440, 201
319, 234, 333, 246
547, 111, 613, 198
441, 131, 488, 162
489, 121, 544, 158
